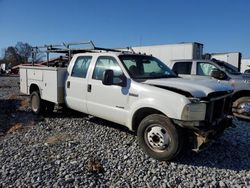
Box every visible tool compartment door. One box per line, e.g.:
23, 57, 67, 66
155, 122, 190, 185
20, 68, 28, 94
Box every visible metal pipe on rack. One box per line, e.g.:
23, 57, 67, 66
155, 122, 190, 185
30, 40, 130, 66
32, 52, 34, 66
46, 51, 49, 67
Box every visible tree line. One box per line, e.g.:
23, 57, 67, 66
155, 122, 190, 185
0, 42, 42, 68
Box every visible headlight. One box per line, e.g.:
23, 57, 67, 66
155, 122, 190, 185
181, 103, 206, 121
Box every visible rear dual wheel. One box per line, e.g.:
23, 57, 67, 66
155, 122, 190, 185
137, 114, 184, 161
30, 91, 54, 115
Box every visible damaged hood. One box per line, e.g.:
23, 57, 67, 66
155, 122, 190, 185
143, 78, 233, 98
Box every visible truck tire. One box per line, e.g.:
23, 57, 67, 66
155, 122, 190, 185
137, 114, 183, 161
233, 97, 250, 120
30, 91, 44, 115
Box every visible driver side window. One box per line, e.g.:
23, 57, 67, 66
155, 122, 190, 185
92, 56, 123, 82
197, 62, 217, 76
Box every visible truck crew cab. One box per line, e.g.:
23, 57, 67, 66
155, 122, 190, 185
20, 42, 234, 161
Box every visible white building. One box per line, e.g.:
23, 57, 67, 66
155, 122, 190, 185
241, 59, 250, 73
131, 42, 203, 65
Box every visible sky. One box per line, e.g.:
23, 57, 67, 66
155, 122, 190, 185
0, 0, 250, 58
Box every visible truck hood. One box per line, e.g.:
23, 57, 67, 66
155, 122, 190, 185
229, 73, 250, 80
143, 78, 233, 98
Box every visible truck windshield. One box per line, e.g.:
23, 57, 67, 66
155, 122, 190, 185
215, 61, 241, 75
119, 55, 177, 79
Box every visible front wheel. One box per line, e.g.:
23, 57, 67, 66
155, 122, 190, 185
233, 97, 250, 120
137, 114, 184, 161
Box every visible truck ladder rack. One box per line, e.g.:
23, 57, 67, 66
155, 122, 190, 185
31, 40, 127, 66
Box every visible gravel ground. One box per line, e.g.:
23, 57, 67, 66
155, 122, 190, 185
0, 75, 250, 188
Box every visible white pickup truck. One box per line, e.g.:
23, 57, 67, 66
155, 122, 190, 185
169, 59, 250, 121
20, 51, 234, 161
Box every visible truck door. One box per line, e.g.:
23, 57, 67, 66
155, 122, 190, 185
65, 56, 92, 113
86, 56, 129, 125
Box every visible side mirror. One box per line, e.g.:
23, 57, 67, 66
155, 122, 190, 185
211, 69, 227, 80
102, 69, 114, 86
102, 70, 127, 87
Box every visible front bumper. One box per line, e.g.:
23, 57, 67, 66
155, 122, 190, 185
173, 115, 231, 129
176, 92, 234, 151
173, 116, 233, 151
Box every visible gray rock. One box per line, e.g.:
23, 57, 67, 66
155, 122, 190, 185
211, 180, 218, 187
152, 176, 157, 182
219, 181, 226, 187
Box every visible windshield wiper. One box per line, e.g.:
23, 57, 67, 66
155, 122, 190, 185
159, 75, 177, 78
146, 75, 177, 79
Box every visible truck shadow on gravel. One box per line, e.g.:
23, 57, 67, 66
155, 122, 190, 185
176, 131, 250, 171
86, 116, 135, 135
45, 108, 135, 135
0, 98, 38, 135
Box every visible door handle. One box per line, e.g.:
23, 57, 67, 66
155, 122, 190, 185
87, 84, 92, 92
67, 81, 70, 88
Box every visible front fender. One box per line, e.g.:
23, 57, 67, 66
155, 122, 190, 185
126, 96, 189, 130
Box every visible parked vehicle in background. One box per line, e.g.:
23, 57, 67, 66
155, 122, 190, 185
210, 52, 242, 72
169, 59, 250, 121
210, 53, 250, 74
131, 43, 247, 73
0, 63, 6, 72
0, 63, 6, 75
20, 42, 234, 161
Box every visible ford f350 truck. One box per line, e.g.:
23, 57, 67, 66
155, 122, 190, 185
19, 44, 234, 161
169, 59, 250, 121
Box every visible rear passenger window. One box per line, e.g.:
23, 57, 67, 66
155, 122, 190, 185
71, 56, 92, 78
172, 62, 192, 74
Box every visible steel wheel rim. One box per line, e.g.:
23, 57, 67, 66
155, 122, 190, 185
144, 124, 171, 153
239, 102, 250, 115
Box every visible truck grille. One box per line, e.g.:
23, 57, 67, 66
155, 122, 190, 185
205, 95, 232, 123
